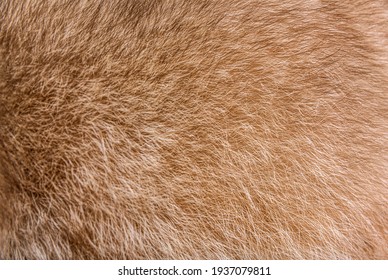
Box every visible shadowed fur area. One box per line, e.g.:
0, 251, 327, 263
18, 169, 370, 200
0, 0, 387, 259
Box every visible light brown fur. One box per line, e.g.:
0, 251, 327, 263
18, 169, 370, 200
0, 0, 387, 259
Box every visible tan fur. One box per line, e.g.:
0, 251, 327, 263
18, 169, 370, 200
0, 0, 387, 259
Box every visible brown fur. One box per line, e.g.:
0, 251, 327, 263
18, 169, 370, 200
0, 0, 387, 259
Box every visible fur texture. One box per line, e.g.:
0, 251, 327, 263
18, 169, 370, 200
0, 0, 387, 259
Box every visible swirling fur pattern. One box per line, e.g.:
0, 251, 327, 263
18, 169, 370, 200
0, 0, 387, 259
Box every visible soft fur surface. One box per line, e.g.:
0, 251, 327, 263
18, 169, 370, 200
0, 0, 387, 259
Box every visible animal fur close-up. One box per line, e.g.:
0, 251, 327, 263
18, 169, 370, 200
0, 0, 387, 259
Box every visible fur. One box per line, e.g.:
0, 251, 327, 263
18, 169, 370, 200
0, 0, 387, 259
